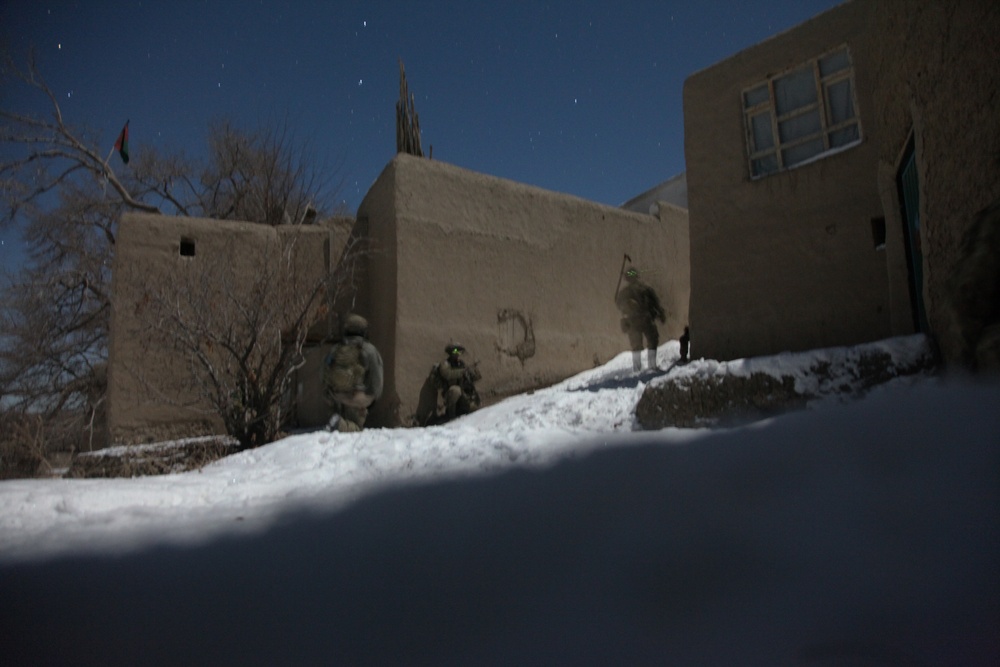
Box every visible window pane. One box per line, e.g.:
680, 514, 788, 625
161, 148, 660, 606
744, 84, 769, 108
827, 79, 855, 124
745, 46, 860, 178
774, 66, 817, 115
778, 109, 821, 143
750, 111, 775, 151
819, 49, 850, 77
782, 137, 825, 166
751, 154, 779, 177
829, 124, 860, 147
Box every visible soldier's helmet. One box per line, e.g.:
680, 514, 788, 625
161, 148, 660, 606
343, 314, 369, 337
445, 343, 466, 356
625, 267, 640, 282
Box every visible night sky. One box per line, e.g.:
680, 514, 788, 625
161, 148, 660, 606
1, 0, 843, 272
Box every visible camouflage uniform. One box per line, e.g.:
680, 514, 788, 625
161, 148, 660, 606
323, 314, 384, 432
430, 344, 481, 423
616, 267, 666, 370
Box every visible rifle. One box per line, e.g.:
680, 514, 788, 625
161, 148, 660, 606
462, 361, 482, 409
614, 253, 632, 300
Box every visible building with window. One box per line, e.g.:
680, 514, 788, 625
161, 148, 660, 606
683, 0, 999, 364
742, 45, 861, 179
108, 0, 998, 445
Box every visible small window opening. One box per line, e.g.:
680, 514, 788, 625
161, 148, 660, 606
180, 237, 196, 257
870, 217, 886, 250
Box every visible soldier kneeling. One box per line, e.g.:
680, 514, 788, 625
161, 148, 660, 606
323, 314, 384, 432
419, 343, 481, 425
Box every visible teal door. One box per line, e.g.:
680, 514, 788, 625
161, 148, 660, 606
897, 143, 929, 332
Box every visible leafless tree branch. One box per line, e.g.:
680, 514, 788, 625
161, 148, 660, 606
1, 50, 347, 464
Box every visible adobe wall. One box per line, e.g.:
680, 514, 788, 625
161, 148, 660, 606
683, 0, 897, 361
657, 200, 690, 339
870, 0, 1000, 367
108, 213, 336, 445
356, 155, 689, 428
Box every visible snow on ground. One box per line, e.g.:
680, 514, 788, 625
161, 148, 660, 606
0, 336, 930, 563
1, 335, 997, 665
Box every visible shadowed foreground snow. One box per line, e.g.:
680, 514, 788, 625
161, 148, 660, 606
1, 336, 998, 665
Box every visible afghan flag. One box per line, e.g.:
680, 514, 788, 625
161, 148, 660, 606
114, 120, 130, 164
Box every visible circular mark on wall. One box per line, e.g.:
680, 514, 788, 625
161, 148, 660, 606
496, 308, 536, 364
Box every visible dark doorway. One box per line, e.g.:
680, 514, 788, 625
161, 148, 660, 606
896, 137, 929, 332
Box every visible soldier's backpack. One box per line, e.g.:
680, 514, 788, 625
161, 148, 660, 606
325, 339, 366, 395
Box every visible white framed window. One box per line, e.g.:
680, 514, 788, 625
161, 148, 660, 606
743, 46, 862, 178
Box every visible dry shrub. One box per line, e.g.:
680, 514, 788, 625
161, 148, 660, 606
0, 413, 51, 479
66, 436, 237, 479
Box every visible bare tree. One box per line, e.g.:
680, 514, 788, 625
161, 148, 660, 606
0, 157, 120, 454
0, 57, 159, 251
1, 51, 346, 462
198, 119, 332, 226
0, 411, 48, 479
127, 232, 344, 449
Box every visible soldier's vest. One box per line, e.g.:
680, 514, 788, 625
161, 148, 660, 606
620, 283, 653, 319
436, 361, 467, 388
325, 339, 366, 394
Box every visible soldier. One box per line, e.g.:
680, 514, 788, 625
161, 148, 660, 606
422, 343, 481, 425
323, 314, 384, 432
616, 266, 666, 371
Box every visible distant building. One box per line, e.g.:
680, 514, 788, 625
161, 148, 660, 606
108, 157, 690, 444
621, 172, 687, 216
683, 0, 1000, 362
349, 155, 689, 429
108, 0, 998, 445
107, 215, 353, 444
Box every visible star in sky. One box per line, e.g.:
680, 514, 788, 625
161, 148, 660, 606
0, 0, 846, 276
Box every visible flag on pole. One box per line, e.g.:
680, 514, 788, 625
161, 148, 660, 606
114, 120, 130, 164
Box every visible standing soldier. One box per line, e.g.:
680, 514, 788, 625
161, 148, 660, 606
323, 314, 384, 432
616, 265, 666, 371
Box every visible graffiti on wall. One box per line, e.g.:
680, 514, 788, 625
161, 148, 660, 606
496, 308, 535, 364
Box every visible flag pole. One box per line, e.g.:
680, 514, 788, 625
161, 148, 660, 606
101, 147, 112, 197
102, 122, 121, 195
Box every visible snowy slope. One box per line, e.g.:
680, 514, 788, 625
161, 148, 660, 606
0, 335, 997, 666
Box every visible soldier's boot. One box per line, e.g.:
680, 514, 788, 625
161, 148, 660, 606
647, 348, 657, 370
632, 351, 642, 371
339, 419, 362, 433
325, 414, 341, 432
